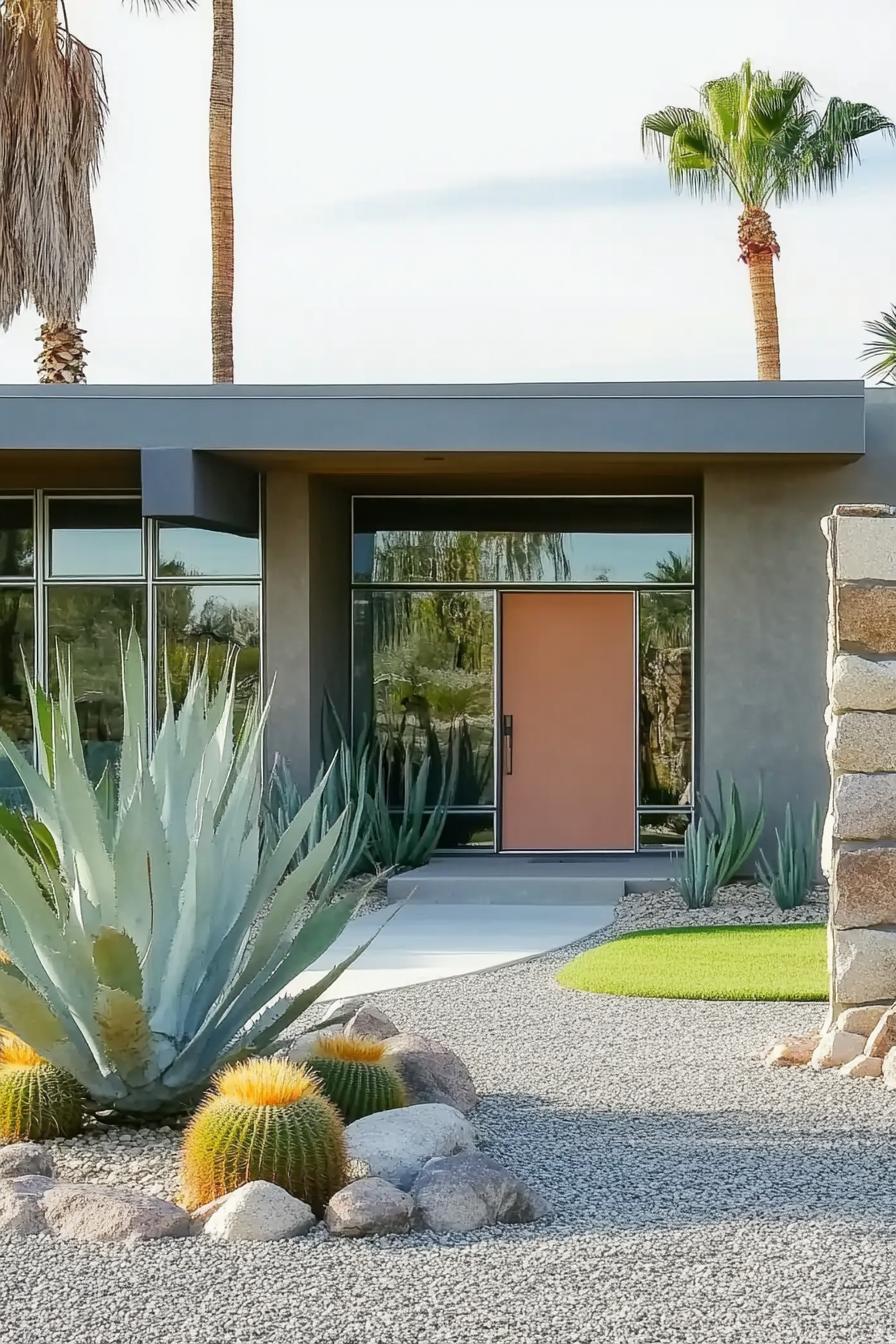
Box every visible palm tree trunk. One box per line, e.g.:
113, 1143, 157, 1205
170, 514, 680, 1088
35, 320, 87, 384
209, 0, 234, 383
738, 205, 781, 381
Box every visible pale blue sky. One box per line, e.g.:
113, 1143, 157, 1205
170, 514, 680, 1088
1, 0, 895, 384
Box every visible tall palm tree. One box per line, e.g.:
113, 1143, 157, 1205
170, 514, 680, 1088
0, 0, 192, 384
642, 61, 894, 380
209, 0, 234, 382
862, 305, 896, 385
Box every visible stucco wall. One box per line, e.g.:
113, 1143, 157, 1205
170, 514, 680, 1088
701, 390, 896, 849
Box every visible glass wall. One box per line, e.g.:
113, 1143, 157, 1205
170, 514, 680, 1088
353, 495, 695, 852
0, 492, 262, 793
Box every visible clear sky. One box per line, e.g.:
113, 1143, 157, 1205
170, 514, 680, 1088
2, 0, 895, 384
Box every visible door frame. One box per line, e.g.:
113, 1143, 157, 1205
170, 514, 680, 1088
496, 587, 640, 856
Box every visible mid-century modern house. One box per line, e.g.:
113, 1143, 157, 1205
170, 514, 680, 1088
0, 379, 887, 872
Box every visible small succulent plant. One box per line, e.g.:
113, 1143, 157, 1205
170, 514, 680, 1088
179, 1057, 346, 1214
306, 1033, 406, 1123
0, 1032, 86, 1143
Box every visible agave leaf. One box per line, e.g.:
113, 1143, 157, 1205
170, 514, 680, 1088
118, 625, 148, 809
112, 780, 172, 961
93, 927, 143, 999
0, 968, 102, 1085
0, 723, 58, 825
51, 721, 116, 935
94, 986, 153, 1083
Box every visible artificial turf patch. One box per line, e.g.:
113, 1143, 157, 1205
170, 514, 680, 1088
556, 923, 827, 1002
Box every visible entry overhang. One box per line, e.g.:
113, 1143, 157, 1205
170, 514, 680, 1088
0, 380, 866, 458
140, 447, 258, 534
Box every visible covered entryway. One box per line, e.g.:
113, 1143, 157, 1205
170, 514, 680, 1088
500, 592, 637, 851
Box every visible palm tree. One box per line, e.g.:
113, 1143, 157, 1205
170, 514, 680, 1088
642, 61, 894, 380
0, 0, 192, 384
209, 0, 234, 382
862, 305, 896, 385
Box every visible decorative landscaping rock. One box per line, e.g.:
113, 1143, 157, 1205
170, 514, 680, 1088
883, 1048, 896, 1089
834, 1004, 887, 1036
840, 1054, 883, 1079
835, 516, 896, 581
40, 1181, 190, 1243
0, 1142, 55, 1180
865, 1004, 896, 1058
343, 1103, 476, 1190
810, 1029, 866, 1071
831, 653, 896, 714
828, 711, 896, 773
0, 1175, 54, 1235
325, 1177, 412, 1237
384, 1033, 477, 1115
831, 773, 896, 841
832, 849, 896, 929
411, 1154, 549, 1234
198, 1181, 316, 1241
831, 929, 896, 1005
836, 584, 896, 656
344, 1003, 399, 1042
762, 1033, 820, 1067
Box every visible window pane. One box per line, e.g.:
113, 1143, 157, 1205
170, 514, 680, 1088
49, 498, 143, 577
387, 811, 496, 852
157, 584, 260, 726
353, 589, 494, 807
639, 812, 690, 848
0, 499, 34, 577
46, 586, 146, 782
639, 591, 692, 806
157, 526, 260, 578
353, 498, 692, 585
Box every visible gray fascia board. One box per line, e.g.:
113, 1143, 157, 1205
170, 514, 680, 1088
0, 380, 866, 457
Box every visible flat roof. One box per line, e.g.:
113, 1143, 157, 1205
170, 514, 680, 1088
0, 380, 866, 457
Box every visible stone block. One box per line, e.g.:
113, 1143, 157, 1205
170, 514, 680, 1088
837, 585, 896, 655
840, 1054, 883, 1079
831, 654, 896, 713
831, 773, 896, 840
833, 504, 896, 518
809, 1029, 866, 1070
832, 848, 896, 928
834, 1004, 887, 1036
865, 1003, 896, 1057
831, 928, 896, 1005
828, 711, 896, 772
883, 1047, 896, 1089
835, 517, 896, 581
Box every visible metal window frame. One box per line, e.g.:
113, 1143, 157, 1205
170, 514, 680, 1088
349, 492, 696, 856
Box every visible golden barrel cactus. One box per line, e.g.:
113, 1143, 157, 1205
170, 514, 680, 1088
0, 1033, 86, 1142
179, 1058, 346, 1213
307, 1034, 406, 1124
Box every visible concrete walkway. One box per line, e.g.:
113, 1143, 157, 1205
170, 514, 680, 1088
294, 900, 616, 1001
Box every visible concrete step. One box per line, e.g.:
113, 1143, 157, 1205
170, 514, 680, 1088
388, 855, 674, 906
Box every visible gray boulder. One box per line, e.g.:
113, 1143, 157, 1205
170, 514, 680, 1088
325, 1178, 412, 1237
384, 1033, 477, 1115
0, 1175, 55, 1235
411, 1154, 550, 1234
344, 1003, 399, 1042
0, 1143, 55, 1180
197, 1181, 316, 1241
344, 1103, 476, 1190
40, 1182, 189, 1243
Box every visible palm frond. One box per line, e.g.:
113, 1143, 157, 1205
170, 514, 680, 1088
122, 1, 198, 11
862, 305, 896, 386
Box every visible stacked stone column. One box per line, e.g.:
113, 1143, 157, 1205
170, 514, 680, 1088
824, 503, 896, 1013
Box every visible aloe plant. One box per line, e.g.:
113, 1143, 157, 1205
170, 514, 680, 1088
0, 632, 375, 1117
366, 738, 458, 870
756, 803, 820, 910
702, 774, 765, 886
673, 818, 728, 909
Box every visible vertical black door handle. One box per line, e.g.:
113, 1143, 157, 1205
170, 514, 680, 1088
502, 714, 513, 775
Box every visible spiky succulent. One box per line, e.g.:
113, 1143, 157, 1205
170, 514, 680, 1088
307, 1033, 405, 1123
179, 1058, 346, 1213
0, 630, 375, 1116
0, 1032, 85, 1142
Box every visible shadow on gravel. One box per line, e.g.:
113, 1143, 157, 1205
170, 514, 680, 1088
455, 1091, 896, 1239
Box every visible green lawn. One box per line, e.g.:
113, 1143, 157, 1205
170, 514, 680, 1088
556, 924, 827, 1002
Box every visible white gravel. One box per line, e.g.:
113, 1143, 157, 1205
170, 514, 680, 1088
4, 882, 894, 1344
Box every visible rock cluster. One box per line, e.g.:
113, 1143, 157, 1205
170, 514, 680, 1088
0, 1002, 549, 1244
763, 1001, 896, 1086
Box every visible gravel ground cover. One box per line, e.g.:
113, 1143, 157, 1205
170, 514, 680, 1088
4, 882, 894, 1344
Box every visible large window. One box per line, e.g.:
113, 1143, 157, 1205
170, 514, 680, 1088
0, 493, 262, 792
353, 495, 695, 852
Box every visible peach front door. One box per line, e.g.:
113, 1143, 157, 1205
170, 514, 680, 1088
500, 592, 636, 851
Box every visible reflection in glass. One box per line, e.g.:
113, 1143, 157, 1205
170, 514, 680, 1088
639, 590, 692, 806
49, 498, 143, 577
157, 584, 260, 724
0, 499, 34, 577
353, 590, 494, 808
157, 526, 260, 579
638, 812, 690, 848
0, 589, 34, 745
47, 587, 146, 781
387, 810, 496, 851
